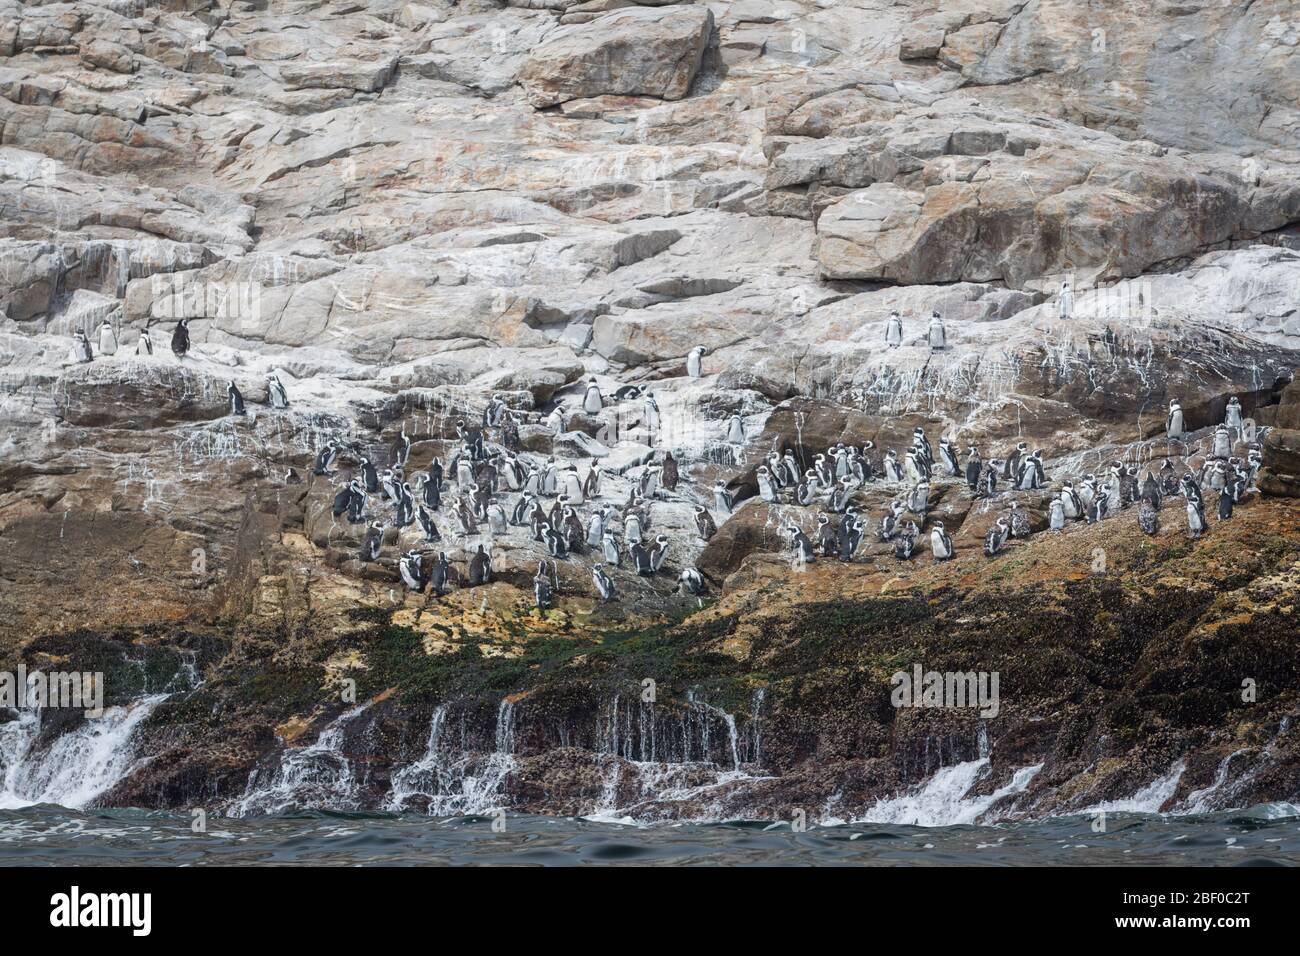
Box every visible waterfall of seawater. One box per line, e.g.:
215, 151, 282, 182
385, 700, 518, 815
230, 703, 375, 817
0, 695, 168, 810
857, 760, 1045, 827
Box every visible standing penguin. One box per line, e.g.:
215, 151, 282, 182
1224, 396, 1244, 439
678, 567, 707, 596
694, 505, 717, 541
1138, 500, 1159, 536
938, 438, 961, 477
601, 531, 621, 567
686, 345, 707, 379
928, 311, 946, 351
312, 439, 340, 476
649, 534, 670, 573
227, 381, 246, 417
893, 521, 918, 560
97, 320, 118, 356
661, 452, 678, 492
360, 522, 384, 562
1186, 495, 1207, 539
787, 524, 816, 564
984, 517, 1010, 556
136, 327, 154, 356
930, 521, 954, 560
72, 331, 94, 363
1060, 481, 1083, 520
399, 551, 428, 593
534, 562, 554, 611
417, 504, 441, 542
1166, 399, 1184, 442
468, 544, 491, 586
757, 466, 778, 503
1216, 486, 1234, 521
965, 447, 982, 494
726, 414, 746, 445
268, 375, 290, 410
170, 318, 190, 359
1211, 425, 1231, 460
643, 392, 661, 437
885, 310, 903, 348
429, 552, 451, 597
583, 378, 603, 415
1049, 498, 1065, 533
592, 564, 617, 603
1058, 280, 1073, 319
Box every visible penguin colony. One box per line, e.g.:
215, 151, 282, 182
71, 321, 1263, 610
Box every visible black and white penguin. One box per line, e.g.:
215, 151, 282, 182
757, 466, 778, 503
97, 320, 118, 356
1140, 471, 1162, 509
543, 522, 567, 559
829, 476, 853, 514
1007, 501, 1030, 539
678, 566, 707, 596
928, 311, 946, 351
170, 318, 189, 359
885, 310, 903, 348
938, 438, 961, 477
794, 471, 816, 506
430, 552, 450, 597
1138, 500, 1159, 536
726, 415, 745, 445
984, 517, 1010, 556
1086, 490, 1107, 524
1211, 424, 1231, 460
1180, 473, 1202, 505
391, 427, 412, 468
1186, 496, 1207, 539
980, 461, 1000, 498
484, 395, 507, 428
787, 524, 816, 564
346, 479, 367, 524
268, 374, 289, 410
1224, 396, 1243, 437
1060, 481, 1083, 520
694, 505, 717, 541
331, 482, 353, 519
592, 564, 617, 603
650, 534, 669, 573
534, 562, 554, 611
883, 450, 904, 483
930, 520, 954, 560
582, 378, 603, 415
816, 514, 838, 557
418, 473, 441, 511
510, 492, 534, 527
879, 500, 905, 540
72, 331, 94, 363
912, 428, 933, 467
630, 540, 653, 575
361, 522, 384, 562
583, 462, 603, 499
416, 504, 441, 542
468, 544, 491, 586
908, 480, 929, 516
643, 392, 661, 437
399, 551, 428, 593
1049, 498, 1065, 533
136, 328, 154, 356
1166, 399, 1184, 441
1159, 459, 1179, 497
1216, 487, 1234, 521
686, 345, 707, 379
586, 509, 605, 549
360, 458, 381, 494
601, 531, 621, 567
893, 521, 918, 560
624, 510, 643, 545
228, 381, 246, 417
840, 515, 864, 561
313, 440, 340, 476
965, 447, 982, 493
1004, 442, 1027, 481
713, 480, 734, 516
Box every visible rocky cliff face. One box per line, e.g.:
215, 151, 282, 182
1, 0, 1298, 821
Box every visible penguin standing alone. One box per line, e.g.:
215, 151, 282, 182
171, 318, 189, 359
